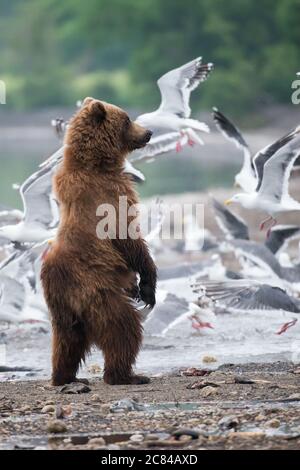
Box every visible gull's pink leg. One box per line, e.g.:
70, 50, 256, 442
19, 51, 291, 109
188, 138, 196, 147
259, 216, 272, 232
190, 315, 214, 331
176, 141, 182, 152
276, 319, 298, 335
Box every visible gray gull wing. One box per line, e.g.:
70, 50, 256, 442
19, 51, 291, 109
157, 58, 213, 118
212, 198, 249, 240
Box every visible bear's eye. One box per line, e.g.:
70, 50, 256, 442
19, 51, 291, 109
124, 116, 131, 127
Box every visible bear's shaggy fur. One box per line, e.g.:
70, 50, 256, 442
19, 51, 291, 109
41, 97, 157, 386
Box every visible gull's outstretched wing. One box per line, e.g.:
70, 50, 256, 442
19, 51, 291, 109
257, 147, 300, 204
157, 58, 213, 118
193, 280, 300, 313
212, 108, 249, 151
253, 126, 300, 192
130, 132, 188, 163
20, 171, 55, 229
265, 225, 300, 255
212, 198, 249, 240
0, 275, 26, 322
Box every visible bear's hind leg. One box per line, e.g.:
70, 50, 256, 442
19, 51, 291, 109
96, 294, 149, 385
51, 319, 90, 386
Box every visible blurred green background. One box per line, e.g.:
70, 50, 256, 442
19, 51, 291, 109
0, 0, 299, 208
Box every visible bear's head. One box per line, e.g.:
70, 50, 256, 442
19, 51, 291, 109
65, 97, 152, 170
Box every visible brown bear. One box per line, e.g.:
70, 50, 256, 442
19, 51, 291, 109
41, 97, 157, 386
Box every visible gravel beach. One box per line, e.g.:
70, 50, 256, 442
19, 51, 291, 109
1, 363, 300, 450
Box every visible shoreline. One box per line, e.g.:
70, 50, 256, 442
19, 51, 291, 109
1, 362, 300, 450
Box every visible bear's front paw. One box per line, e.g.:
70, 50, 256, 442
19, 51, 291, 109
139, 281, 156, 309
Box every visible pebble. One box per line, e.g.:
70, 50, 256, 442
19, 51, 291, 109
200, 386, 218, 397
47, 420, 67, 434
59, 383, 91, 394
88, 437, 106, 447
202, 355, 217, 364
130, 434, 144, 442
218, 416, 239, 429
41, 405, 55, 414
145, 434, 159, 441
265, 418, 281, 429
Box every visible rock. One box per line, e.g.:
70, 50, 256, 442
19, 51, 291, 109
91, 394, 102, 402
172, 428, 199, 440
55, 404, 72, 419
265, 418, 280, 429
87, 364, 102, 374
187, 380, 220, 390
234, 376, 255, 385
255, 413, 266, 422
202, 355, 217, 364
181, 368, 211, 377
88, 437, 106, 447
59, 383, 91, 394
41, 405, 55, 414
130, 434, 144, 442
145, 434, 159, 441
47, 420, 67, 434
200, 386, 218, 397
218, 416, 239, 430
110, 398, 145, 413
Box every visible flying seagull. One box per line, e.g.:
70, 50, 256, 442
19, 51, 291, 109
0, 169, 58, 244
224, 127, 300, 236
193, 280, 300, 313
213, 108, 300, 192
136, 57, 213, 153
212, 198, 300, 255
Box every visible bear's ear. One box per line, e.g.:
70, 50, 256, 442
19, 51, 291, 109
82, 97, 94, 106
89, 100, 106, 124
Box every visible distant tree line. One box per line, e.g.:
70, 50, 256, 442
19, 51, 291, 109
0, 0, 299, 115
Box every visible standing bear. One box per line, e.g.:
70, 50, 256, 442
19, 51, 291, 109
41, 97, 157, 386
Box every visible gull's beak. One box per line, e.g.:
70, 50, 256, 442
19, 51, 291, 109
224, 199, 233, 206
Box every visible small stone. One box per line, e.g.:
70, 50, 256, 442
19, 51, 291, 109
218, 416, 239, 430
91, 394, 102, 402
59, 383, 91, 394
87, 364, 102, 374
255, 413, 266, 422
234, 376, 255, 385
178, 435, 193, 442
265, 418, 280, 429
88, 437, 106, 447
130, 434, 144, 442
145, 434, 159, 441
200, 386, 218, 397
19, 405, 31, 412
172, 428, 199, 440
202, 355, 217, 364
41, 405, 55, 414
47, 420, 67, 434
